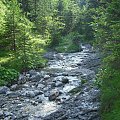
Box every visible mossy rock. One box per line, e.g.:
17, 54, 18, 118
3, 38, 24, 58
69, 86, 81, 95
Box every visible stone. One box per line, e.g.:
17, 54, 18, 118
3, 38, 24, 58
31, 101, 38, 106
43, 86, 50, 92
29, 72, 42, 82
22, 84, 29, 88
44, 91, 50, 97
36, 99, 42, 103
0, 110, 3, 117
34, 90, 43, 96
35, 96, 43, 103
44, 75, 50, 79
37, 84, 45, 89
10, 84, 18, 91
43, 52, 55, 60
4, 111, 13, 117
62, 77, 69, 84
6, 91, 21, 98
56, 54, 63, 60
49, 89, 59, 101
55, 81, 63, 87
29, 70, 38, 76
25, 91, 36, 98
18, 74, 27, 84
0, 86, 10, 94
49, 82, 56, 88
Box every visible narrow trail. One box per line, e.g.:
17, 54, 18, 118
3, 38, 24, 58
0, 45, 101, 120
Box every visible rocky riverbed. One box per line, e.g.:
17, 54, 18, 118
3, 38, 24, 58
0, 45, 101, 120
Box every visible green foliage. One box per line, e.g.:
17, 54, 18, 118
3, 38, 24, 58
0, 1, 7, 36
0, 66, 19, 86
102, 100, 120, 120
0, 0, 48, 86
91, 0, 120, 119
56, 32, 82, 52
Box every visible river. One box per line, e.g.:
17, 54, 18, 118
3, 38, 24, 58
0, 44, 101, 120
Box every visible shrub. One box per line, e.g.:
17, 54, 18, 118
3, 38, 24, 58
0, 66, 19, 86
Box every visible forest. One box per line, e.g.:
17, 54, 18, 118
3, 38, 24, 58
0, 0, 120, 120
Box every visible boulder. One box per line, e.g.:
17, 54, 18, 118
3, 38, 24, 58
29, 72, 42, 82
34, 90, 43, 96
62, 77, 69, 84
31, 101, 38, 106
55, 81, 63, 87
43, 52, 55, 60
6, 91, 21, 98
28, 70, 38, 76
24, 91, 36, 98
35, 95, 44, 103
18, 74, 27, 84
4, 111, 13, 117
0, 86, 10, 94
44, 91, 50, 97
37, 84, 45, 89
49, 89, 59, 101
56, 54, 63, 60
49, 82, 56, 88
44, 75, 50, 80
10, 84, 18, 91
0, 110, 3, 117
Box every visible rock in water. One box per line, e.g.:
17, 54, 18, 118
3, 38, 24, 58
49, 89, 60, 101
55, 81, 63, 87
44, 75, 50, 79
0, 86, 10, 94
18, 74, 27, 84
43, 52, 55, 60
29, 72, 42, 82
28, 70, 38, 76
62, 77, 69, 84
24, 91, 36, 98
10, 84, 18, 91
0, 110, 3, 118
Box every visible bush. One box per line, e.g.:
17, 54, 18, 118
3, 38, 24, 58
0, 66, 19, 86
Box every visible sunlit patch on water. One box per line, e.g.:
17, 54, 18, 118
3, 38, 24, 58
24, 101, 60, 117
